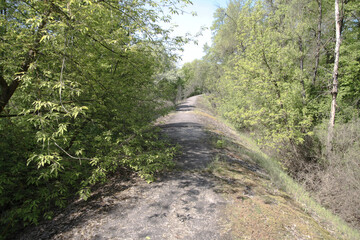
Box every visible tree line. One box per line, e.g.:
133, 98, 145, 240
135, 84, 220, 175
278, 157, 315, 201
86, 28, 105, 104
181, 0, 360, 230
0, 0, 190, 237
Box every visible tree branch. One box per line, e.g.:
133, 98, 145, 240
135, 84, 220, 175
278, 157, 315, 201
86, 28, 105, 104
54, 142, 93, 165
0, 8, 51, 114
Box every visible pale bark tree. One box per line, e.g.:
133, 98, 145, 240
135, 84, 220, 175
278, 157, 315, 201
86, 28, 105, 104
327, 0, 342, 154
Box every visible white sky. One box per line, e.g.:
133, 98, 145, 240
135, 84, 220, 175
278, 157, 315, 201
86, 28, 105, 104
169, 0, 229, 66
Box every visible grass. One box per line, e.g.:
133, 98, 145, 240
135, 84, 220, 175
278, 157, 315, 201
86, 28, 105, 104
239, 134, 359, 239
196, 96, 360, 240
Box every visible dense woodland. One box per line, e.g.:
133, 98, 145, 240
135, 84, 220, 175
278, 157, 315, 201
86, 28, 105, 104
0, 0, 190, 237
182, 0, 360, 230
1, 0, 359, 238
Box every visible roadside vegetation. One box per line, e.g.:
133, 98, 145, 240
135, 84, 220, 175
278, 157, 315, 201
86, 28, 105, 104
181, 0, 360, 233
0, 0, 190, 238
195, 96, 359, 239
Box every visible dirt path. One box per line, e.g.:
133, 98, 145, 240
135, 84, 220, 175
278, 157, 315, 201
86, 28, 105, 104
18, 96, 231, 240
160, 95, 216, 170
17, 95, 340, 240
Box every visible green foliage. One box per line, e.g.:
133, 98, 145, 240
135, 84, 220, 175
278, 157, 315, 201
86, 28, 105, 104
155, 65, 184, 104
198, 0, 360, 231
0, 0, 190, 237
199, 0, 359, 150
180, 59, 209, 97
338, 0, 360, 116
204, 1, 314, 147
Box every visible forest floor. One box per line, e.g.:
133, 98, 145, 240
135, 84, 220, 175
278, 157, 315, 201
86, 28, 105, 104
17, 95, 338, 240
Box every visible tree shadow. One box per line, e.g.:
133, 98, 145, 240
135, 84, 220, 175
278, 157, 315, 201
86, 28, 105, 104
175, 104, 195, 111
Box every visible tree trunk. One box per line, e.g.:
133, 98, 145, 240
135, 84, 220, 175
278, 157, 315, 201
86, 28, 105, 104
312, 0, 322, 86
298, 36, 306, 103
0, 8, 50, 114
327, 0, 342, 155
0, 1, 7, 112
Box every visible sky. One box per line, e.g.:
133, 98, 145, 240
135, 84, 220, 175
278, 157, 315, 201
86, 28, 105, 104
168, 0, 229, 66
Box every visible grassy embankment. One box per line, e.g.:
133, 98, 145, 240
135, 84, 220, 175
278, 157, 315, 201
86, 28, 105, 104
194, 96, 360, 240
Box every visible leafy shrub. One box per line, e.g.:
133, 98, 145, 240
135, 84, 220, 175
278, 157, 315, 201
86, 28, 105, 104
0, 121, 176, 238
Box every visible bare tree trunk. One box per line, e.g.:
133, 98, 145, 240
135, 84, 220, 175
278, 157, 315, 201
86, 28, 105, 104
298, 36, 306, 104
312, 0, 322, 86
327, 0, 342, 155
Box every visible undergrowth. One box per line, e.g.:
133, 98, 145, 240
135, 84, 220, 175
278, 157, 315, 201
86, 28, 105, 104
198, 96, 360, 240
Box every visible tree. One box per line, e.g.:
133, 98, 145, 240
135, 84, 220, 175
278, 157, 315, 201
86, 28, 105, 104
327, 0, 343, 154
201, 0, 360, 228
312, 0, 323, 86
0, 0, 191, 236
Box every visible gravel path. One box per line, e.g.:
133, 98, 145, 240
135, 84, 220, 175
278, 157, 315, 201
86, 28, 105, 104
19, 95, 231, 240
160, 95, 216, 170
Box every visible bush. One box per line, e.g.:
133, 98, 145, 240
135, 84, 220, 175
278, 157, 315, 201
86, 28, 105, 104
0, 119, 176, 239
288, 119, 360, 229
315, 120, 360, 229
251, 118, 360, 230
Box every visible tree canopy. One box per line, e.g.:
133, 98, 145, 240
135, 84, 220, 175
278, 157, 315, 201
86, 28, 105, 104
180, 0, 360, 229
0, 0, 192, 236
